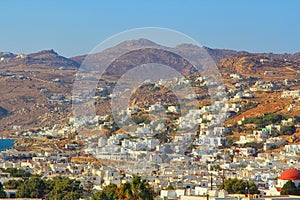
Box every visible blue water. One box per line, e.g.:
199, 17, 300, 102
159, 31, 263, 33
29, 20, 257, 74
0, 139, 14, 151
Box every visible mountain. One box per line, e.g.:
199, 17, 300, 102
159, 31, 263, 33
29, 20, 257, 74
218, 54, 300, 79
71, 39, 300, 70
71, 39, 247, 66
0, 39, 300, 133
71, 39, 163, 66
70, 39, 250, 80
255, 52, 300, 61
0, 50, 78, 133
104, 48, 196, 77
25, 49, 80, 69
0, 49, 79, 70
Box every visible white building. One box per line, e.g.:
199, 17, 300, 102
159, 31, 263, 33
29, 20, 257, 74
285, 144, 300, 153
281, 90, 300, 99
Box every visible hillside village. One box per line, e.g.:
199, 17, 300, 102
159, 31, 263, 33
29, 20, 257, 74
1, 42, 300, 199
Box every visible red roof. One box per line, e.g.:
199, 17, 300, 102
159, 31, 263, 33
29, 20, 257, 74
279, 168, 300, 180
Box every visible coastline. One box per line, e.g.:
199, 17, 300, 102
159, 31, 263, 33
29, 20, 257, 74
0, 139, 15, 151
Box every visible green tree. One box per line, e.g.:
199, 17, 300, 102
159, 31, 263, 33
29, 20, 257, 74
15, 176, 83, 199
243, 113, 284, 128
117, 182, 133, 200
165, 183, 175, 190
294, 116, 300, 124
243, 142, 263, 150
117, 175, 154, 200
2, 168, 31, 177
131, 175, 154, 200
154, 132, 168, 143
48, 176, 83, 200
247, 181, 260, 194
210, 164, 221, 171
0, 182, 7, 198
4, 179, 23, 189
281, 180, 299, 195
92, 183, 118, 200
221, 178, 259, 194
16, 176, 46, 198
281, 126, 296, 135
225, 137, 236, 148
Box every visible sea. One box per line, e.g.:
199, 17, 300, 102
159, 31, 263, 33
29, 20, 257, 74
0, 139, 14, 151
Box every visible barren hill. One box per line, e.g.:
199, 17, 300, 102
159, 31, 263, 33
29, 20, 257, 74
71, 39, 245, 67
219, 54, 300, 80
104, 48, 196, 77
0, 49, 79, 70
0, 39, 300, 134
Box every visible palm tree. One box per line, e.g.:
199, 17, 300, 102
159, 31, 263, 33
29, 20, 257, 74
117, 175, 154, 200
117, 182, 133, 200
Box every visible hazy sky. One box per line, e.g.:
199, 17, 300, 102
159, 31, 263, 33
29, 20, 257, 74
1, 0, 300, 57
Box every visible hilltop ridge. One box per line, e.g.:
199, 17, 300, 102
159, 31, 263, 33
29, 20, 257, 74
0, 39, 300, 133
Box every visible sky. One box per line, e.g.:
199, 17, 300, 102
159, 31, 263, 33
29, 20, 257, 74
1, 0, 300, 57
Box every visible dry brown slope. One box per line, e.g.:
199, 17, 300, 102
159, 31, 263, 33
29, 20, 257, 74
226, 92, 294, 126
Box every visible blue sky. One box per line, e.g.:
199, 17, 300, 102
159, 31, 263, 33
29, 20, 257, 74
1, 0, 300, 57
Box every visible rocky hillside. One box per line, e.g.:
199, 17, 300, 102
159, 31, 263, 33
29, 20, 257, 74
218, 54, 300, 79
72, 39, 300, 66
0, 50, 78, 133
71, 39, 246, 67
0, 39, 300, 133
0, 49, 79, 70
104, 48, 196, 77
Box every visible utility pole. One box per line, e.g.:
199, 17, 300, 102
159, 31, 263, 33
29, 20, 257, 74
210, 173, 213, 190
221, 169, 225, 189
